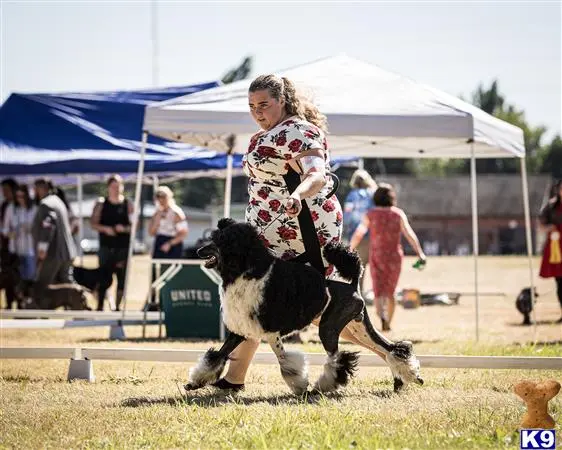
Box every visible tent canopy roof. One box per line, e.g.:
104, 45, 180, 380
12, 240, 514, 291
144, 55, 525, 159
0, 82, 251, 175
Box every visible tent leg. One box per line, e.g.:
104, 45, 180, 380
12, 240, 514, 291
470, 145, 480, 342
77, 175, 84, 266
121, 131, 148, 318
520, 157, 537, 341
223, 153, 233, 218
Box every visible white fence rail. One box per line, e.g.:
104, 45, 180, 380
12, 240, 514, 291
1, 347, 561, 370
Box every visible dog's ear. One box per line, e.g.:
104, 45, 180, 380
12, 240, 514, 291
217, 218, 236, 230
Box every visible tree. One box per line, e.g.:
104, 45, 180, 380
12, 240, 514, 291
541, 135, 562, 179
221, 56, 253, 84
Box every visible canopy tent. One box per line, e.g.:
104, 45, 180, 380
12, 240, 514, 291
0, 82, 239, 176
140, 55, 534, 341
144, 55, 524, 159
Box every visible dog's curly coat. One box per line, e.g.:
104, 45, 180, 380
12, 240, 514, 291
186, 218, 423, 395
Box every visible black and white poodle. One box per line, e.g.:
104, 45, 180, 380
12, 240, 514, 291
186, 218, 423, 395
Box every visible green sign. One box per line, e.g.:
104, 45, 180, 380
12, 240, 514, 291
159, 263, 222, 339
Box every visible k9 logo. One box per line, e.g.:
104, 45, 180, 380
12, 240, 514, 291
520, 429, 556, 450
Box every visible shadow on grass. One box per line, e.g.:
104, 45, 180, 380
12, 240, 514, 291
507, 320, 561, 327
119, 387, 395, 408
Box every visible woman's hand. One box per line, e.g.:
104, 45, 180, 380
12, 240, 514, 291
115, 224, 126, 233
104, 226, 116, 236
160, 241, 172, 253
285, 195, 302, 218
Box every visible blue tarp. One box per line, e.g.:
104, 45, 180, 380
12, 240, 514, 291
0, 82, 249, 175
0, 82, 356, 176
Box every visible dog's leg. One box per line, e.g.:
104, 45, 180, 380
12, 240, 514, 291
185, 332, 245, 391
267, 334, 308, 396
314, 285, 363, 393
345, 311, 423, 392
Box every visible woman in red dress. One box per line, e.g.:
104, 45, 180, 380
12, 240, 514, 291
538, 180, 562, 323
350, 183, 426, 331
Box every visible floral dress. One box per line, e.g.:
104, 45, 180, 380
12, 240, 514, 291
242, 116, 343, 278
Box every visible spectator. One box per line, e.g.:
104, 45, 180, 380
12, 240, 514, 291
91, 175, 132, 311
350, 183, 426, 331
343, 169, 377, 302
149, 186, 188, 259
31, 179, 77, 307
538, 179, 562, 323
5, 185, 37, 293
1, 178, 18, 309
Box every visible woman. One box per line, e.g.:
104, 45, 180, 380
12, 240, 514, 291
149, 186, 188, 259
6, 185, 37, 289
91, 175, 132, 311
213, 74, 395, 391
350, 183, 426, 331
538, 179, 562, 323
343, 169, 377, 302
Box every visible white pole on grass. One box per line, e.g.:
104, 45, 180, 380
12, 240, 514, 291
470, 144, 480, 342
520, 157, 537, 341
77, 175, 84, 266
122, 131, 148, 318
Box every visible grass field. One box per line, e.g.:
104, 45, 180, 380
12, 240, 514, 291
1, 255, 561, 449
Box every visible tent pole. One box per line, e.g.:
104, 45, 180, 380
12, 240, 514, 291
470, 144, 480, 342
520, 157, 537, 341
77, 175, 84, 266
122, 131, 148, 318
358, 158, 364, 170
223, 151, 234, 219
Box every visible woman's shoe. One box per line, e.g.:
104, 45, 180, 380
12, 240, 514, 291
211, 378, 245, 392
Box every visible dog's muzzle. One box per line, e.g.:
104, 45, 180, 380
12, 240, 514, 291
197, 244, 219, 269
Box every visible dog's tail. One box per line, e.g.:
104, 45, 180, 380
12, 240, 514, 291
323, 242, 362, 287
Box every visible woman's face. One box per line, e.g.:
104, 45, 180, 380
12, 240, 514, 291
248, 89, 285, 131
15, 190, 26, 207
156, 193, 169, 209
108, 180, 122, 197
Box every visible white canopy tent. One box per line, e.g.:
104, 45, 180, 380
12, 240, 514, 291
139, 55, 533, 340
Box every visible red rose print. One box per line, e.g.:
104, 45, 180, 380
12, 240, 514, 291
269, 199, 281, 212
331, 237, 340, 244
322, 200, 335, 212
258, 210, 271, 222
248, 138, 257, 152
276, 132, 287, 146
336, 211, 343, 221
325, 265, 334, 277
257, 188, 269, 200
288, 139, 302, 153
257, 146, 278, 158
250, 198, 259, 206
317, 233, 327, 246
277, 226, 297, 241
311, 211, 319, 222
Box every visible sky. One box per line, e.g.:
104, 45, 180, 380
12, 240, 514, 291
2, 1, 561, 141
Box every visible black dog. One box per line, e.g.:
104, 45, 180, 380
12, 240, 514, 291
73, 266, 101, 293
186, 218, 422, 395
516, 287, 538, 325
17, 282, 91, 310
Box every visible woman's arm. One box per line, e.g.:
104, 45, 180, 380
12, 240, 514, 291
90, 200, 115, 236
148, 211, 162, 237
349, 215, 370, 250
285, 149, 327, 217
399, 210, 426, 260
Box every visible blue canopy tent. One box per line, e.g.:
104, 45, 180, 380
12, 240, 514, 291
0, 81, 247, 176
